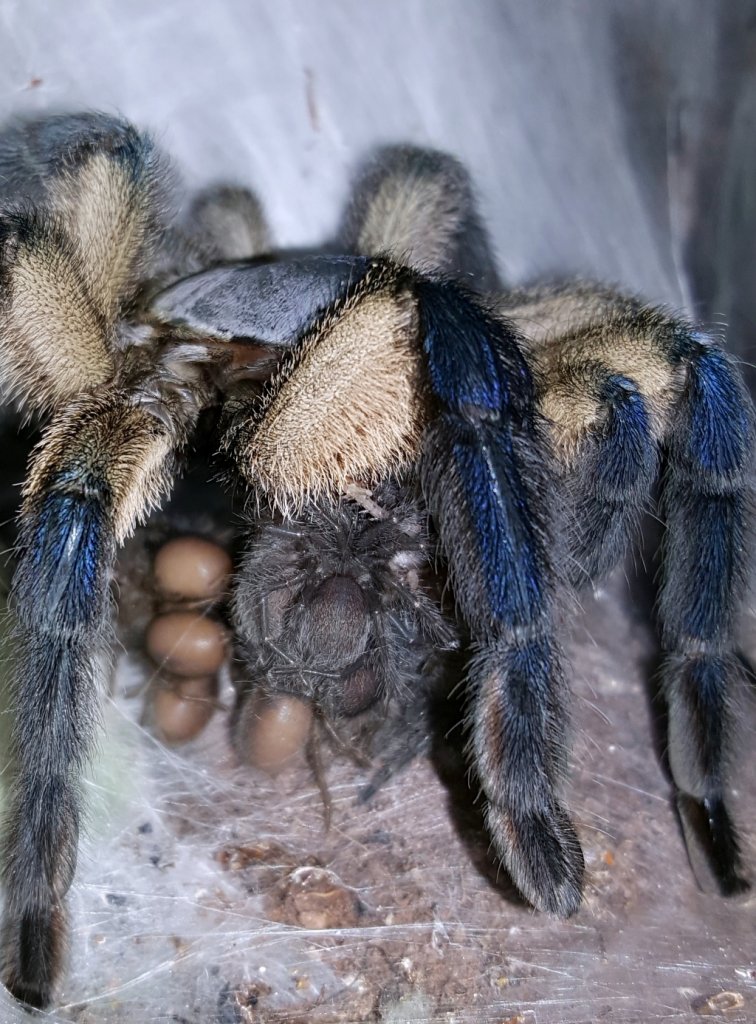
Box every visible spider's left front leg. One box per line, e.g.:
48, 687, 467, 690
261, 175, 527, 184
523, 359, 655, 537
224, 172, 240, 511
417, 280, 584, 916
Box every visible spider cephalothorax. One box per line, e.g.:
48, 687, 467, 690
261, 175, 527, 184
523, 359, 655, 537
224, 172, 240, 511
0, 113, 752, 1009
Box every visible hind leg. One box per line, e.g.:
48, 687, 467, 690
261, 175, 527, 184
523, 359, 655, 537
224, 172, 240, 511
537, 358, 659, 589
658, 334, 752, 892
534, 298, 754, 894
185, 184, 271, 262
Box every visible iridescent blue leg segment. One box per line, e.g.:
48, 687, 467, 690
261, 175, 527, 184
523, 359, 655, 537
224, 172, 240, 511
417, 279, 584, 916
659, 334, 753, 894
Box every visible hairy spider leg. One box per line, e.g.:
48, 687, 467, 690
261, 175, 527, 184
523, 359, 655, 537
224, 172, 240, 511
1, 391, 184, 1008
0, 114, 186, 1008
533, 300, 754, 895
416, 278, 584, 916
543, 362, 659, 588
0, 113, 168, 414
658, 332, 753, 893
340, 144, 500, 289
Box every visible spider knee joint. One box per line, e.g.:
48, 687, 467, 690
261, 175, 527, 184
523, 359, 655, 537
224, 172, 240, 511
15, 481, 112, 633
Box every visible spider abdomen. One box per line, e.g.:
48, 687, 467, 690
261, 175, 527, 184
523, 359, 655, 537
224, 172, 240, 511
232, 484, 456, 769
294, 574, 371, 666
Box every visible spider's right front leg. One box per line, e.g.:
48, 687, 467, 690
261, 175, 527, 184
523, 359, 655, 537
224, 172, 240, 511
416, 281, 584, 917
1, 388, 184, 1008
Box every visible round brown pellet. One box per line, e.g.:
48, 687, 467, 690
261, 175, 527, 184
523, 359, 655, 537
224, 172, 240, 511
152, 675, 218, 744
146, 611, 228, 677
153, 535, 232, 602
241, 694, 313, 775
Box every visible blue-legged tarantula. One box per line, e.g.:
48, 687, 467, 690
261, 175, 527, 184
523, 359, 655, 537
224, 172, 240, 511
0, 113, 752, 1009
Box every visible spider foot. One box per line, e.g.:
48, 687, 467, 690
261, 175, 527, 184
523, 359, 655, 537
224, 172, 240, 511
487, 804, 584, 917
677, 793, 751, 897
1, 903, 66, 1010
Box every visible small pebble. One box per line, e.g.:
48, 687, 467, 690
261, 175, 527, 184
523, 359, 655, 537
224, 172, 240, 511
240, 694, 313, 774
692, 991, 745, 1015
153, 535, 232, 601
277, 866, 362, 929
151, 674, 218, 744
146, 611, 228, 677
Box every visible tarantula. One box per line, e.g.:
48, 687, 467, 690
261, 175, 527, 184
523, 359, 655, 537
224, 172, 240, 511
0, 113, 752, 1009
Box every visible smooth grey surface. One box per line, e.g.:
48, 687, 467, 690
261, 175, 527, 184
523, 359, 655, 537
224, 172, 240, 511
152, 255, 370, 341
1, 2, 756, 1022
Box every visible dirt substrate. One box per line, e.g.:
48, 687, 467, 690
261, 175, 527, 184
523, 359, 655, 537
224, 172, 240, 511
1, 555, 753, 1024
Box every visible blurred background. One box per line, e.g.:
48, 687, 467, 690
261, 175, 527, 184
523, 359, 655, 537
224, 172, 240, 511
1, 2, 756, 1021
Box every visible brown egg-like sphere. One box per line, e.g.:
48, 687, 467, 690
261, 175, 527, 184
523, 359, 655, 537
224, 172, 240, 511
240, 694, 314, 775
151, 674, 218, 744
146, 611, 228, 677
153, 535, 232, 602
